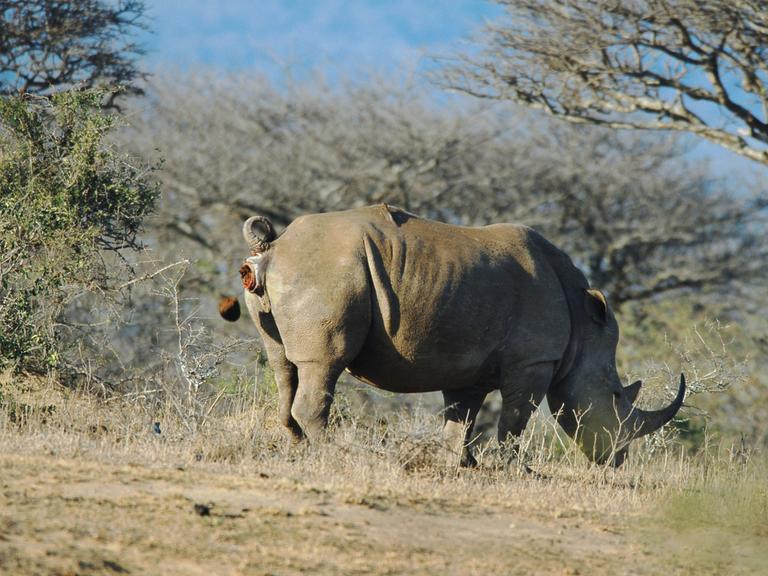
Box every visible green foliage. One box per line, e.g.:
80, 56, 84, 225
669, 417, 708, 451
0, 90, 158, 373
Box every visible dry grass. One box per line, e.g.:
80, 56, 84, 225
1, 373, 766, 575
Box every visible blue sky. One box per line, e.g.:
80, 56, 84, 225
138, 0, 758, 177
141, 1, 501, 79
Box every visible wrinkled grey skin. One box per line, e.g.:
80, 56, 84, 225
227, 205, 685, 467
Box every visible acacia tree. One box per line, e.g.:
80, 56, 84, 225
0, 0, 147, 100
123, 73, 767, 312
516, 120, 767, 308
441, 0, 768, 165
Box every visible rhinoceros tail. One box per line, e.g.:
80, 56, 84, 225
243, 215, 276, 255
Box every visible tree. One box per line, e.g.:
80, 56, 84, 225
516, 120, 768, 309
0, 0, 147, 101
123, 73, 767, 312
441, 0, 768, 166
0, 90, 159, 372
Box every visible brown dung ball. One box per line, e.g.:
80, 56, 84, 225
218, 295, 241, 322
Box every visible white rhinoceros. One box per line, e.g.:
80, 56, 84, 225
222, 204, 685, 466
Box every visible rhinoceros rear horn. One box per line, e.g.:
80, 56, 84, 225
629, 374, 686, 439
243, 216, 276, 255
624, 380, 642, 404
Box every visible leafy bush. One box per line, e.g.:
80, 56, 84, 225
0, 90, 158, 373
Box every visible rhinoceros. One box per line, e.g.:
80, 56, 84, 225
221, 204, 685, 466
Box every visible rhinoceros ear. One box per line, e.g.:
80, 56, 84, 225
584, 289, 608, 325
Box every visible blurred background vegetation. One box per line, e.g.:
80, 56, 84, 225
1, 0, 766, 450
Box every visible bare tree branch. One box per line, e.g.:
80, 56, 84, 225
439, 0, 768, 165
0, 0, 148, 102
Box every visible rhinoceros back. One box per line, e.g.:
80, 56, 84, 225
343, 206, 570, 393
260, 205, 568, 393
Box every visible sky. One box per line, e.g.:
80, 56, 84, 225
137, 0, 757, 177
140, 0, 502, 80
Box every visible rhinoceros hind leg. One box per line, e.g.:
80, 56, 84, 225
272, 355, 304, 442
497, 362, 554, 458
255, 312, 304, 442
442, 387, 488, 468
291, 362, 344, 441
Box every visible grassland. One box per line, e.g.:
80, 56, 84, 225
1, 374, 766, 575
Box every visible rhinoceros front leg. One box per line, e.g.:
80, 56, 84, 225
497, 362, 554, 459
442, 387, 487, 468
291, 362, 343, 441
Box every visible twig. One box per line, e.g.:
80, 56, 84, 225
117, 259, 190, 290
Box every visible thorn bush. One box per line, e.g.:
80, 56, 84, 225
0, 89, 158, 373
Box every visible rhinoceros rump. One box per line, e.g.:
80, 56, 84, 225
223, 204, 685, 467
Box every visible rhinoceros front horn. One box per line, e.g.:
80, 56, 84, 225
629, 373, 686, 439
243, 216, 276, 255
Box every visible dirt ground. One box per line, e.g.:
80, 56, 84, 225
1, 451, 763, 576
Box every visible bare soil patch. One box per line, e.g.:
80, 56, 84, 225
1, 451, 762, 576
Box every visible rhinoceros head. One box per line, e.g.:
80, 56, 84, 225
548, 289, 686, 466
